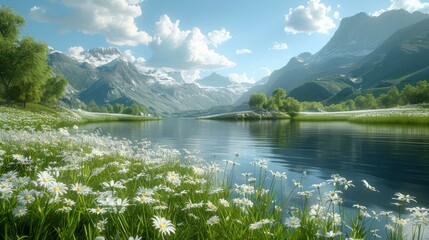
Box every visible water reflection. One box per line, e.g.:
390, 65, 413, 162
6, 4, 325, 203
80, 119, 429, 209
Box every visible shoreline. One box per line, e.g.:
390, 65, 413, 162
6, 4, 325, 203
198, 106, 429, 124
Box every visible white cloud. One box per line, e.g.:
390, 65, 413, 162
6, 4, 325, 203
284, 0, 336, 34
68, 46, 85, 60
236, 49, 252, 54
147, 15, 235, 70
180, 70, 201, 83
208, 28, 232, 47
29, 0, 152, 46
333, 11, 340, 19
373, 0, 429, 16
229, 68, 271, 84
229, 72, 253, 83
123, 50, 136, 62
271, 42, 289, 50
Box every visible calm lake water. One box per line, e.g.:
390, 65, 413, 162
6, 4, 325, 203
80, 119, 429, 211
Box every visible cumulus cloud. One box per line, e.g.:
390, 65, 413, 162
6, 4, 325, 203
236, 49, 252, 55
68, 46, 85, 60
284, 0, 336, 34
147, 15, 235, 70
373, 0, 429, 16
208, 28, 232, 47
29, 0, 151, 46
271, 42, 288, 50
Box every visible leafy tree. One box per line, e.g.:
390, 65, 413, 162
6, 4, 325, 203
42, 75, 68, 104
248, 93, 267, 109
283, 97, 301, 115
113, 103, 125, 114
377, 86, 400, 108
264, 97, 278, 111
106, 104, 114, 113
0, 7, 61, 107
87, 100, 99, 112
342, 99, 356, 111
0, 7, 25, 40
300, 101, 325, 112
272, 88, 286, 109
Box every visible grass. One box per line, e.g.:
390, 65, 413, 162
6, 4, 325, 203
0, 103, 159, 129
294, 106, 429, 124
0, 105, 428, 239
198, 111, 290, 121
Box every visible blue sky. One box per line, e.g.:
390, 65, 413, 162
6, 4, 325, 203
2, 0, 429, 82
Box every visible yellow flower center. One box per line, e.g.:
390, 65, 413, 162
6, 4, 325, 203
25, 194, 31, 200
53, 186, 60, 192
160, 223, 166, 229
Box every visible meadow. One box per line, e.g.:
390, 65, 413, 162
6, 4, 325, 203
295, 106, 429, 124
0, 105, 428, 239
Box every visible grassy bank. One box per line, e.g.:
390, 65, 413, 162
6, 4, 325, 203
0, 103, 159, 129
0, 106, 428, 239
294, 106, 429, 124
198, 110, 290, 121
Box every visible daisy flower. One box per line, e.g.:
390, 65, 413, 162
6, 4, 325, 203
152, 216, 176, 236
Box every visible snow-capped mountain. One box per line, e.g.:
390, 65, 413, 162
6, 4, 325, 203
196, 72, 256, 94
48, 48, 241, 115
66, 47, 125, 67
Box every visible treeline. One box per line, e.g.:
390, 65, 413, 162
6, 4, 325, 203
84, 100, 149, 115
249, 80, 429, 113
248, 88, 300, 115
0, 7, 67, 107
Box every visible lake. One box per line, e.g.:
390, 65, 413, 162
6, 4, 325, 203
80, 119, 429, 211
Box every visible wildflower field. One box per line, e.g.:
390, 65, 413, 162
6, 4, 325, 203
0, 105, 428, 239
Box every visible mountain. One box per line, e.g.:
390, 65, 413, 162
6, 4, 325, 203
196, 72, 255, 94
236, 10, 429, 104
353, 17, 429, 89
49, 49, 240, 115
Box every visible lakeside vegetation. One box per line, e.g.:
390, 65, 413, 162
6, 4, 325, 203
0, 103, 159, 130
214, 81, 429, 124
1, 104, 428, 239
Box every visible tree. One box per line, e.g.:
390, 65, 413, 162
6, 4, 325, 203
87, 100, 99, 112
248, 93, 267, 109
377, 87, 400, 108
42, 75, 68, 104
272, 88, 286, 109
264, 97, 278, 111
283, 97, 301, 115
0, 7, 25, 40
0, 7, 57, 106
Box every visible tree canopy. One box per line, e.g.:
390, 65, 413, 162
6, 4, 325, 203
0, 7, 66, 107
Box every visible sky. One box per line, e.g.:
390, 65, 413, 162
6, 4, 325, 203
2, 0, 429, 83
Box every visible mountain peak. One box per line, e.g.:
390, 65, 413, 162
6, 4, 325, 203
314, 10, 429, 60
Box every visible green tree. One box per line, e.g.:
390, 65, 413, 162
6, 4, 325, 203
87, 100, 99, 112
377, 87, 400, 108
113, 103, 125, 113
0, 7, 25, 40
300, 101, 325, 112
248, 93, 267, 109
264, 97, 278, 111
283, 97, 301, 115
0, 7, 57, 106
272, 88, 287, 109
342, 99, 356, 111
42, 75, 68, 104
